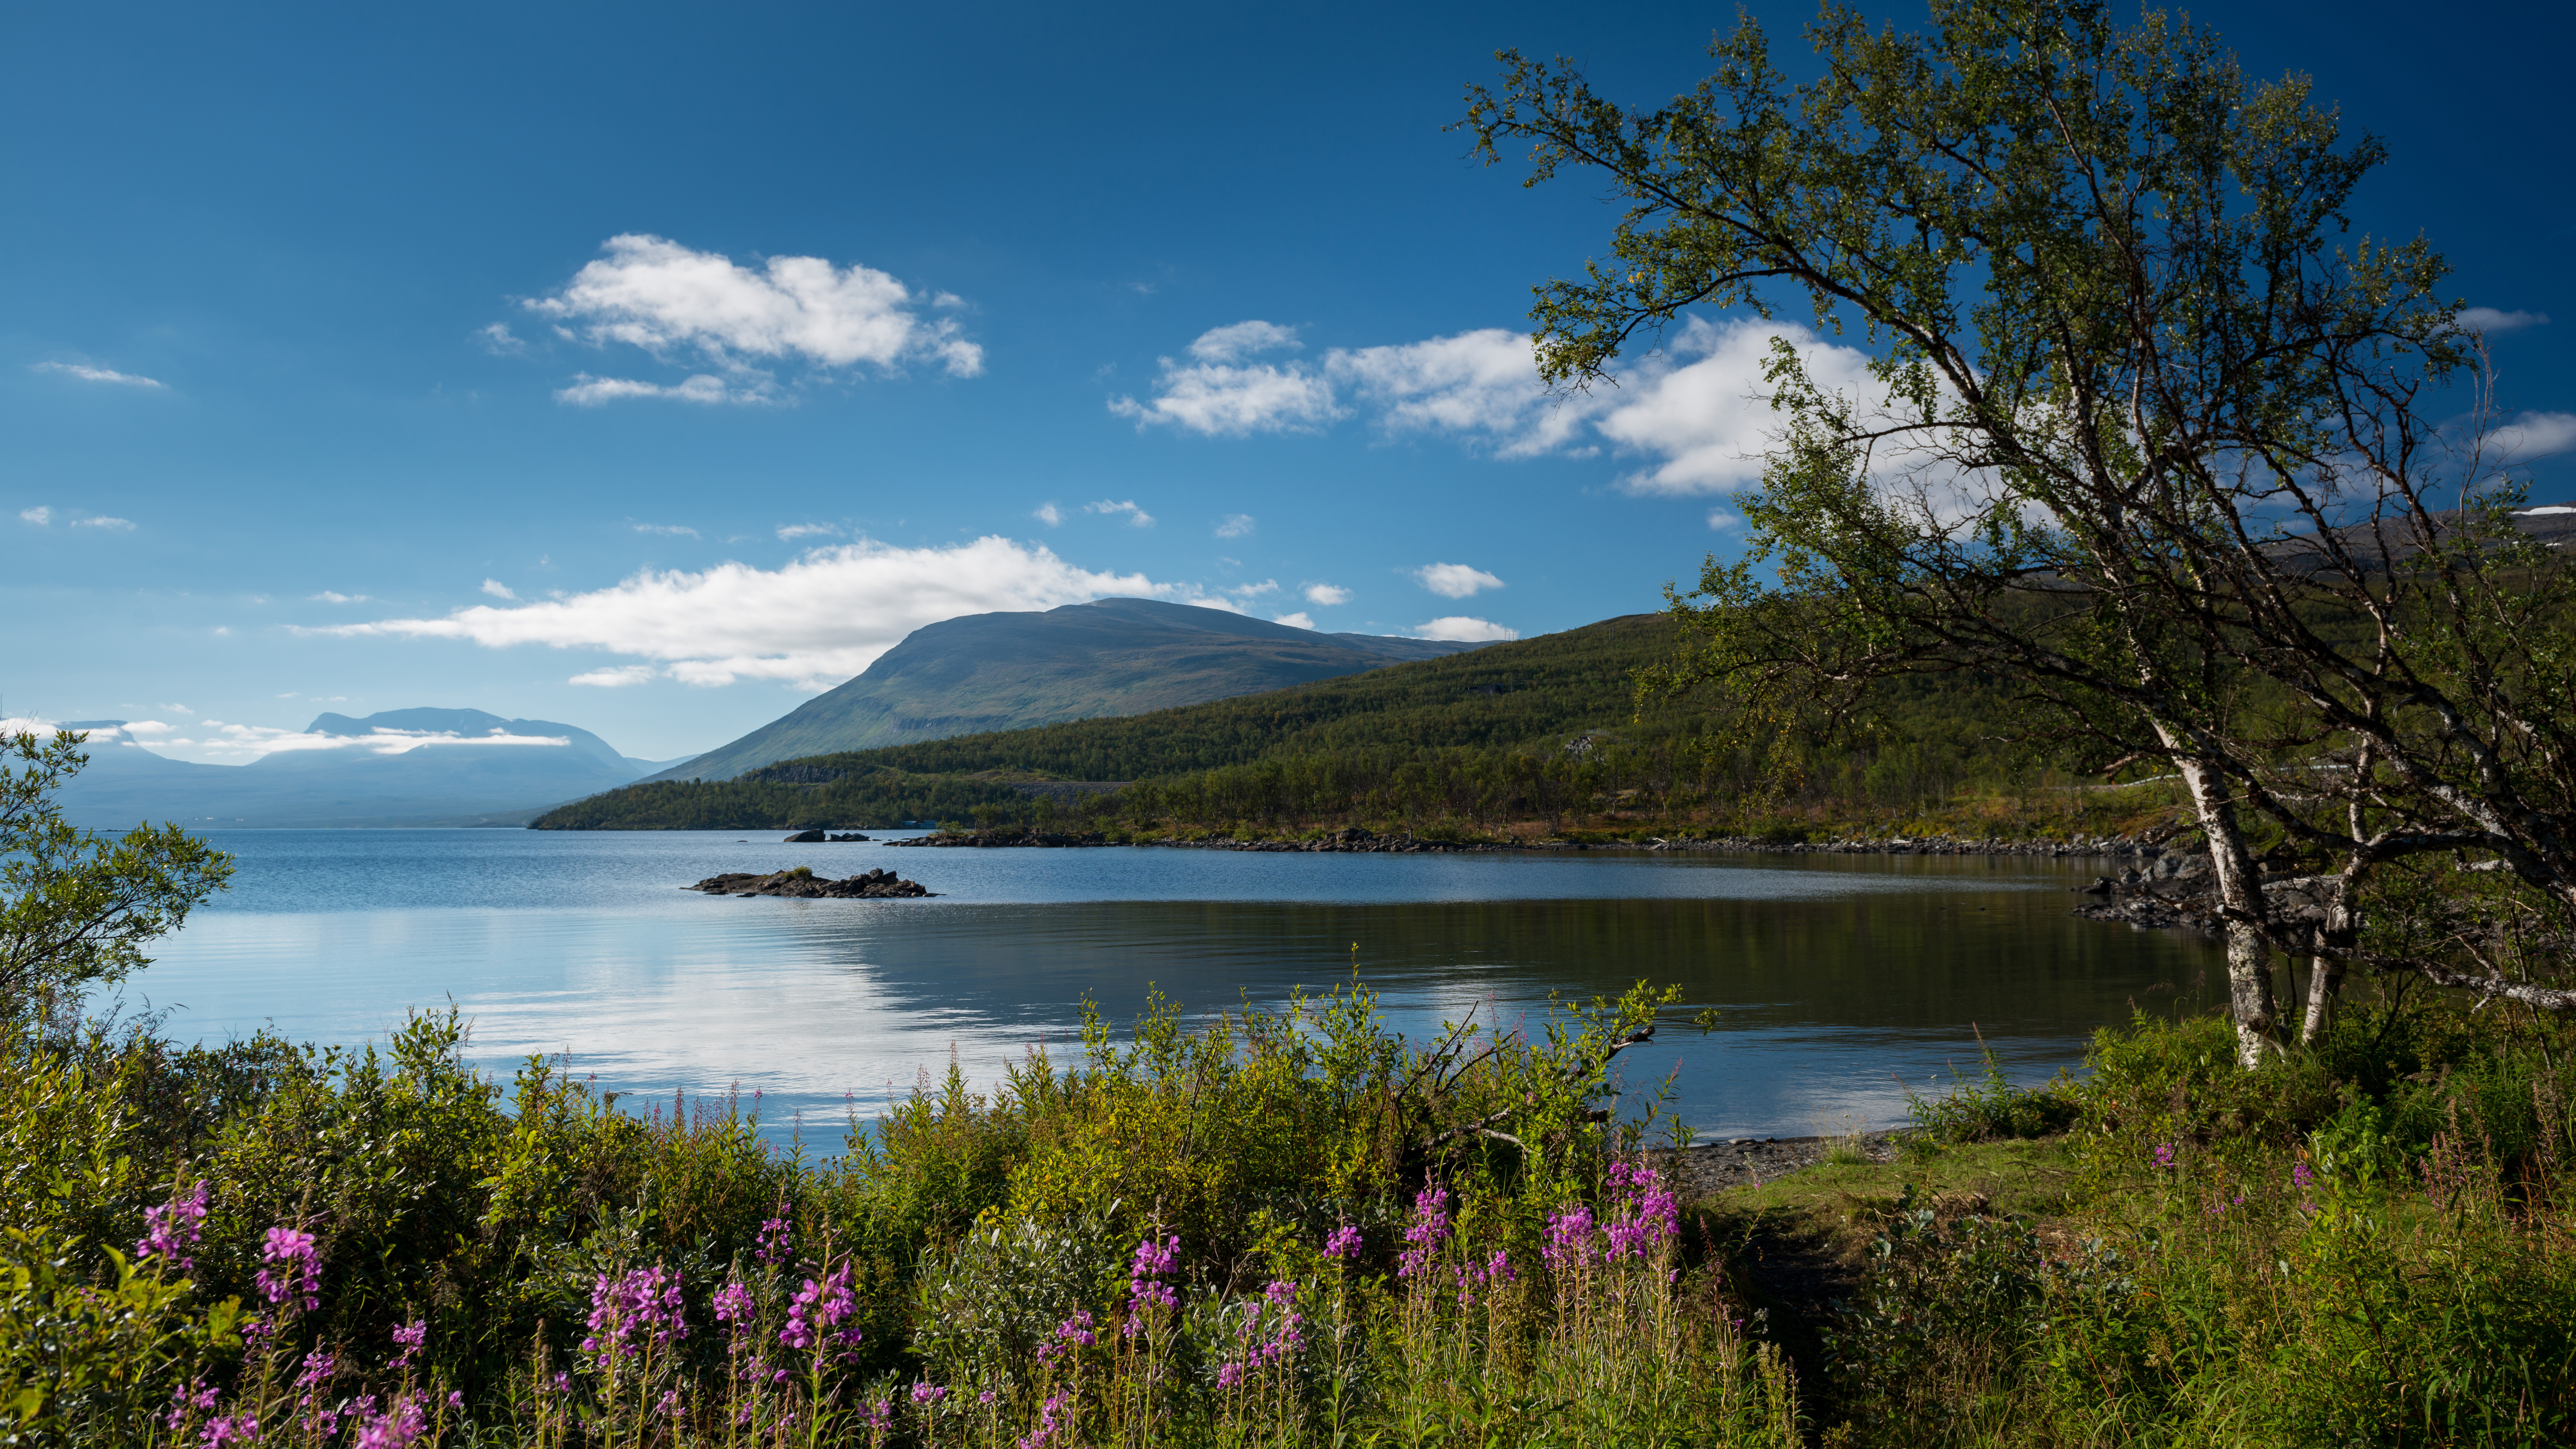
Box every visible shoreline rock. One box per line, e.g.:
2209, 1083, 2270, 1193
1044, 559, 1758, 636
882, 830, 1112, 848
689, 868, 932, 898
1651, 1131, 1909, 1197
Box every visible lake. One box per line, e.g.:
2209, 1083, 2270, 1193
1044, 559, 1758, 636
126, 830, 2222, 1147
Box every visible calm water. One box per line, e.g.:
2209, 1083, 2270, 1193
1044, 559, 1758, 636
127, 830, 2222, 1145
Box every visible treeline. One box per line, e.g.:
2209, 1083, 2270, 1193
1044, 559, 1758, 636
528, 772, 1034, 832
775, 613, 1692, 780
534, 614, 2080, 834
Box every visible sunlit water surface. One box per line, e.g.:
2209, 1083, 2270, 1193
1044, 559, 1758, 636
128, 830, 2221, 1146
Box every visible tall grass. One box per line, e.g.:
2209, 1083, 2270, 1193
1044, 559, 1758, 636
0, 981, 1800, 1446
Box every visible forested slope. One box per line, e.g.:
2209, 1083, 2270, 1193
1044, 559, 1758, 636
532, 613, 2055, 833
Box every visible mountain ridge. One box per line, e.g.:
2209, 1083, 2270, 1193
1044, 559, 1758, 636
646, 598, 1487, 783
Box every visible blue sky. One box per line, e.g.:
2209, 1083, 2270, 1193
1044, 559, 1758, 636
6, 0, 2569, 762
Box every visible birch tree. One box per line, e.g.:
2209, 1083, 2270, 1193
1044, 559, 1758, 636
1464, 0, 2576, 1064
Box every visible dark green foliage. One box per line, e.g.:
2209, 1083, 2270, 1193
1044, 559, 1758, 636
535, 614, 2070, 833
2, 729, 233, 1017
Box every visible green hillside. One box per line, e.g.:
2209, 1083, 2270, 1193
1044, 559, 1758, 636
639, 597, 1480, 783
533, 613, 2068, 835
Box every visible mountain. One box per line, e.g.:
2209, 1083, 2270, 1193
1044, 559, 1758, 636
645, 598, 1489, 783
533, 613, 1683, 830
52, 708, 672, 828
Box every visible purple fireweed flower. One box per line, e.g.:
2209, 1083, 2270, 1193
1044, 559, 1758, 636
1037, 1308, 1097, 1367
1016, 1391, 1072, 1449
1396, 1187, 1449, 1279
656, 1388, 682, 1418
1216, 1361, 1245, 1390
712, 1279, 755, 1330
294, 1348, 339, 1396
1604, 1161, 1678, 1259
255, 1228, 321, 1313
350, 1392, 427, 1449
1542, 1204, 1595, 1270
756, 1216, 793, 1268
1128, 1235, 1180, 1322
391, 1318, 427, 1370
1323, 1224, 1363, 1260
587, 1266, 689, 1363
911, 1381, 949, 1407
979, 1391, 998, 1405
167, 1379, 219, 1432
780, 1263, 859, 1353
203, 1414, 258, 1446
138, 1180, 210, 1272
2153, 1143, 2177, 1169
866, 1398, 894, 1432
1131, 1235, 1179, 1279
2292, 1162, 2315, 1190
1254, 1280, 1304, 1364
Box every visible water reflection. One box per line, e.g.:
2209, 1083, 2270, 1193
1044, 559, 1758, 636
135, 833, 2221, 1144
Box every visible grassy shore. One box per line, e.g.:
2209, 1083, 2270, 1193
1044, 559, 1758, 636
5, 976, 2572, 1446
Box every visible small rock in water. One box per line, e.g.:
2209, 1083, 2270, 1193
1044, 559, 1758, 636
689, 867, 932, 898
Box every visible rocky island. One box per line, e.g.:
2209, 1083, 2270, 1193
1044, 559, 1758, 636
688, 866, 932, 898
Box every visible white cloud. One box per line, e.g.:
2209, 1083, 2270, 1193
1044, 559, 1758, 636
556, 372, 749, 407
19, 507, 52, 525
570, 665, 658, 688
2490, 411, 2576, 460
311, 536, 1228, 690
632, 523, 699, 537
1706, 509, 1740, 530
1303, 582, 1351, 606
1113, 314, 1932, 505
1325, 329, 1585, 456
524, 235, 982, 399
777, 522, 840, 540
1414, 616, 1519, 642
1273, 611, 1317, 630
1110, 323, 1338, 435
481, 578, 517, 600
34, 715, 579, 766
1214, 513, 1255, 538
1189, 320, 1302, 363
1086, 499, 1155, 528
477, 322, 528, 355
1224, 579, 1280, 599
1110, 361, 1340, 436
32, 361, 164, 388
71, 515, 134, 531
1033, 503, 1063, 527
2458, 307, 2550, 334
310, 591, 371, 604
1588, 317, 1883, 495
1413, 562, 1504, 599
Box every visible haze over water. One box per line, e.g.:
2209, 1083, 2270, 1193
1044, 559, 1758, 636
131, 831, 2223, 1146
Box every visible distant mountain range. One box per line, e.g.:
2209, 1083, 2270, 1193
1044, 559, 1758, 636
644, 598, 1488, 783
53, 708, 690, 829
47, 601, 1492, 827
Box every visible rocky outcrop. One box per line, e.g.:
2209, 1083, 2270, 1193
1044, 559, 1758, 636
2069, 853, 2342, 939
1635, 831, 2172, 858
689, 868, 932, 898
782, 828, 870, 842
883, 830, 1111, 848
